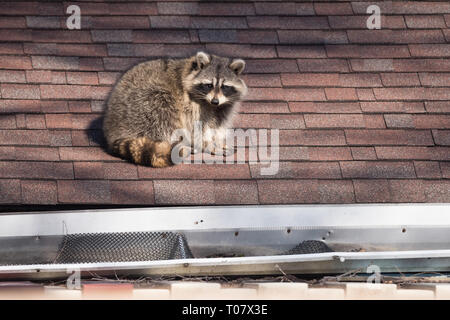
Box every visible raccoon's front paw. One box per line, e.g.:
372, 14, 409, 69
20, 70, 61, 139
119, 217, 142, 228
222, 145, 235, 156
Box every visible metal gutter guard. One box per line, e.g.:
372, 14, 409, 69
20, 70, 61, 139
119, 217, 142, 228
0, 204, 449, 279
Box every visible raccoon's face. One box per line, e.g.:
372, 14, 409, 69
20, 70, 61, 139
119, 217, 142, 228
186, 52, 247, 107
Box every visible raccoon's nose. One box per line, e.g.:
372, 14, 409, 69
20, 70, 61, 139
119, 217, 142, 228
211, 98, 219, 105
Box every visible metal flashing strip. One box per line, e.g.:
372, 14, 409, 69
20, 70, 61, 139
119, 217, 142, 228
0, 204, 450, 237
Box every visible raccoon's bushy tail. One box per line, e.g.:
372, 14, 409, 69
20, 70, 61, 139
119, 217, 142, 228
112, 137, 172, 168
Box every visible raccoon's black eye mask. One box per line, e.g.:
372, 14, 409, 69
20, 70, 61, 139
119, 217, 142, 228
221, 84, 237, 96
195, 83, 213, 94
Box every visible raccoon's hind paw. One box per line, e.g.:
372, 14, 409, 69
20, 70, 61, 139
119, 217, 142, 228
151, 156, 172, 168
149, 141, 173, 168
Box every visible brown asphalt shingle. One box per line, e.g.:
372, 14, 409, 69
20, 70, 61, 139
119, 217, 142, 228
0, 0, 449, 206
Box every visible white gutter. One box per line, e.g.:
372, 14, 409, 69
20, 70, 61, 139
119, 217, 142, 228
0, 204, 449, 279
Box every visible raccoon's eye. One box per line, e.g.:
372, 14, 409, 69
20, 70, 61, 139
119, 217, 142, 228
195, 83, 213, 94
201, 83, 213, 90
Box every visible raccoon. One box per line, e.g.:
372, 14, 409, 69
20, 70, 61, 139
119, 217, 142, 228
103, 52, 247, 168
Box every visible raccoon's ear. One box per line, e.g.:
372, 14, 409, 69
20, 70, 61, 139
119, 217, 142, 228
229, 59, 245, 75
195, 51, 211, 70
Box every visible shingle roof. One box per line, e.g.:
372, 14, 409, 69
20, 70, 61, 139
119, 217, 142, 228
0, 1, 449, 206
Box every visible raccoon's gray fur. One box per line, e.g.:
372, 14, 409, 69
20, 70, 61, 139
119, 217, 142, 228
103, 52, 247, 167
